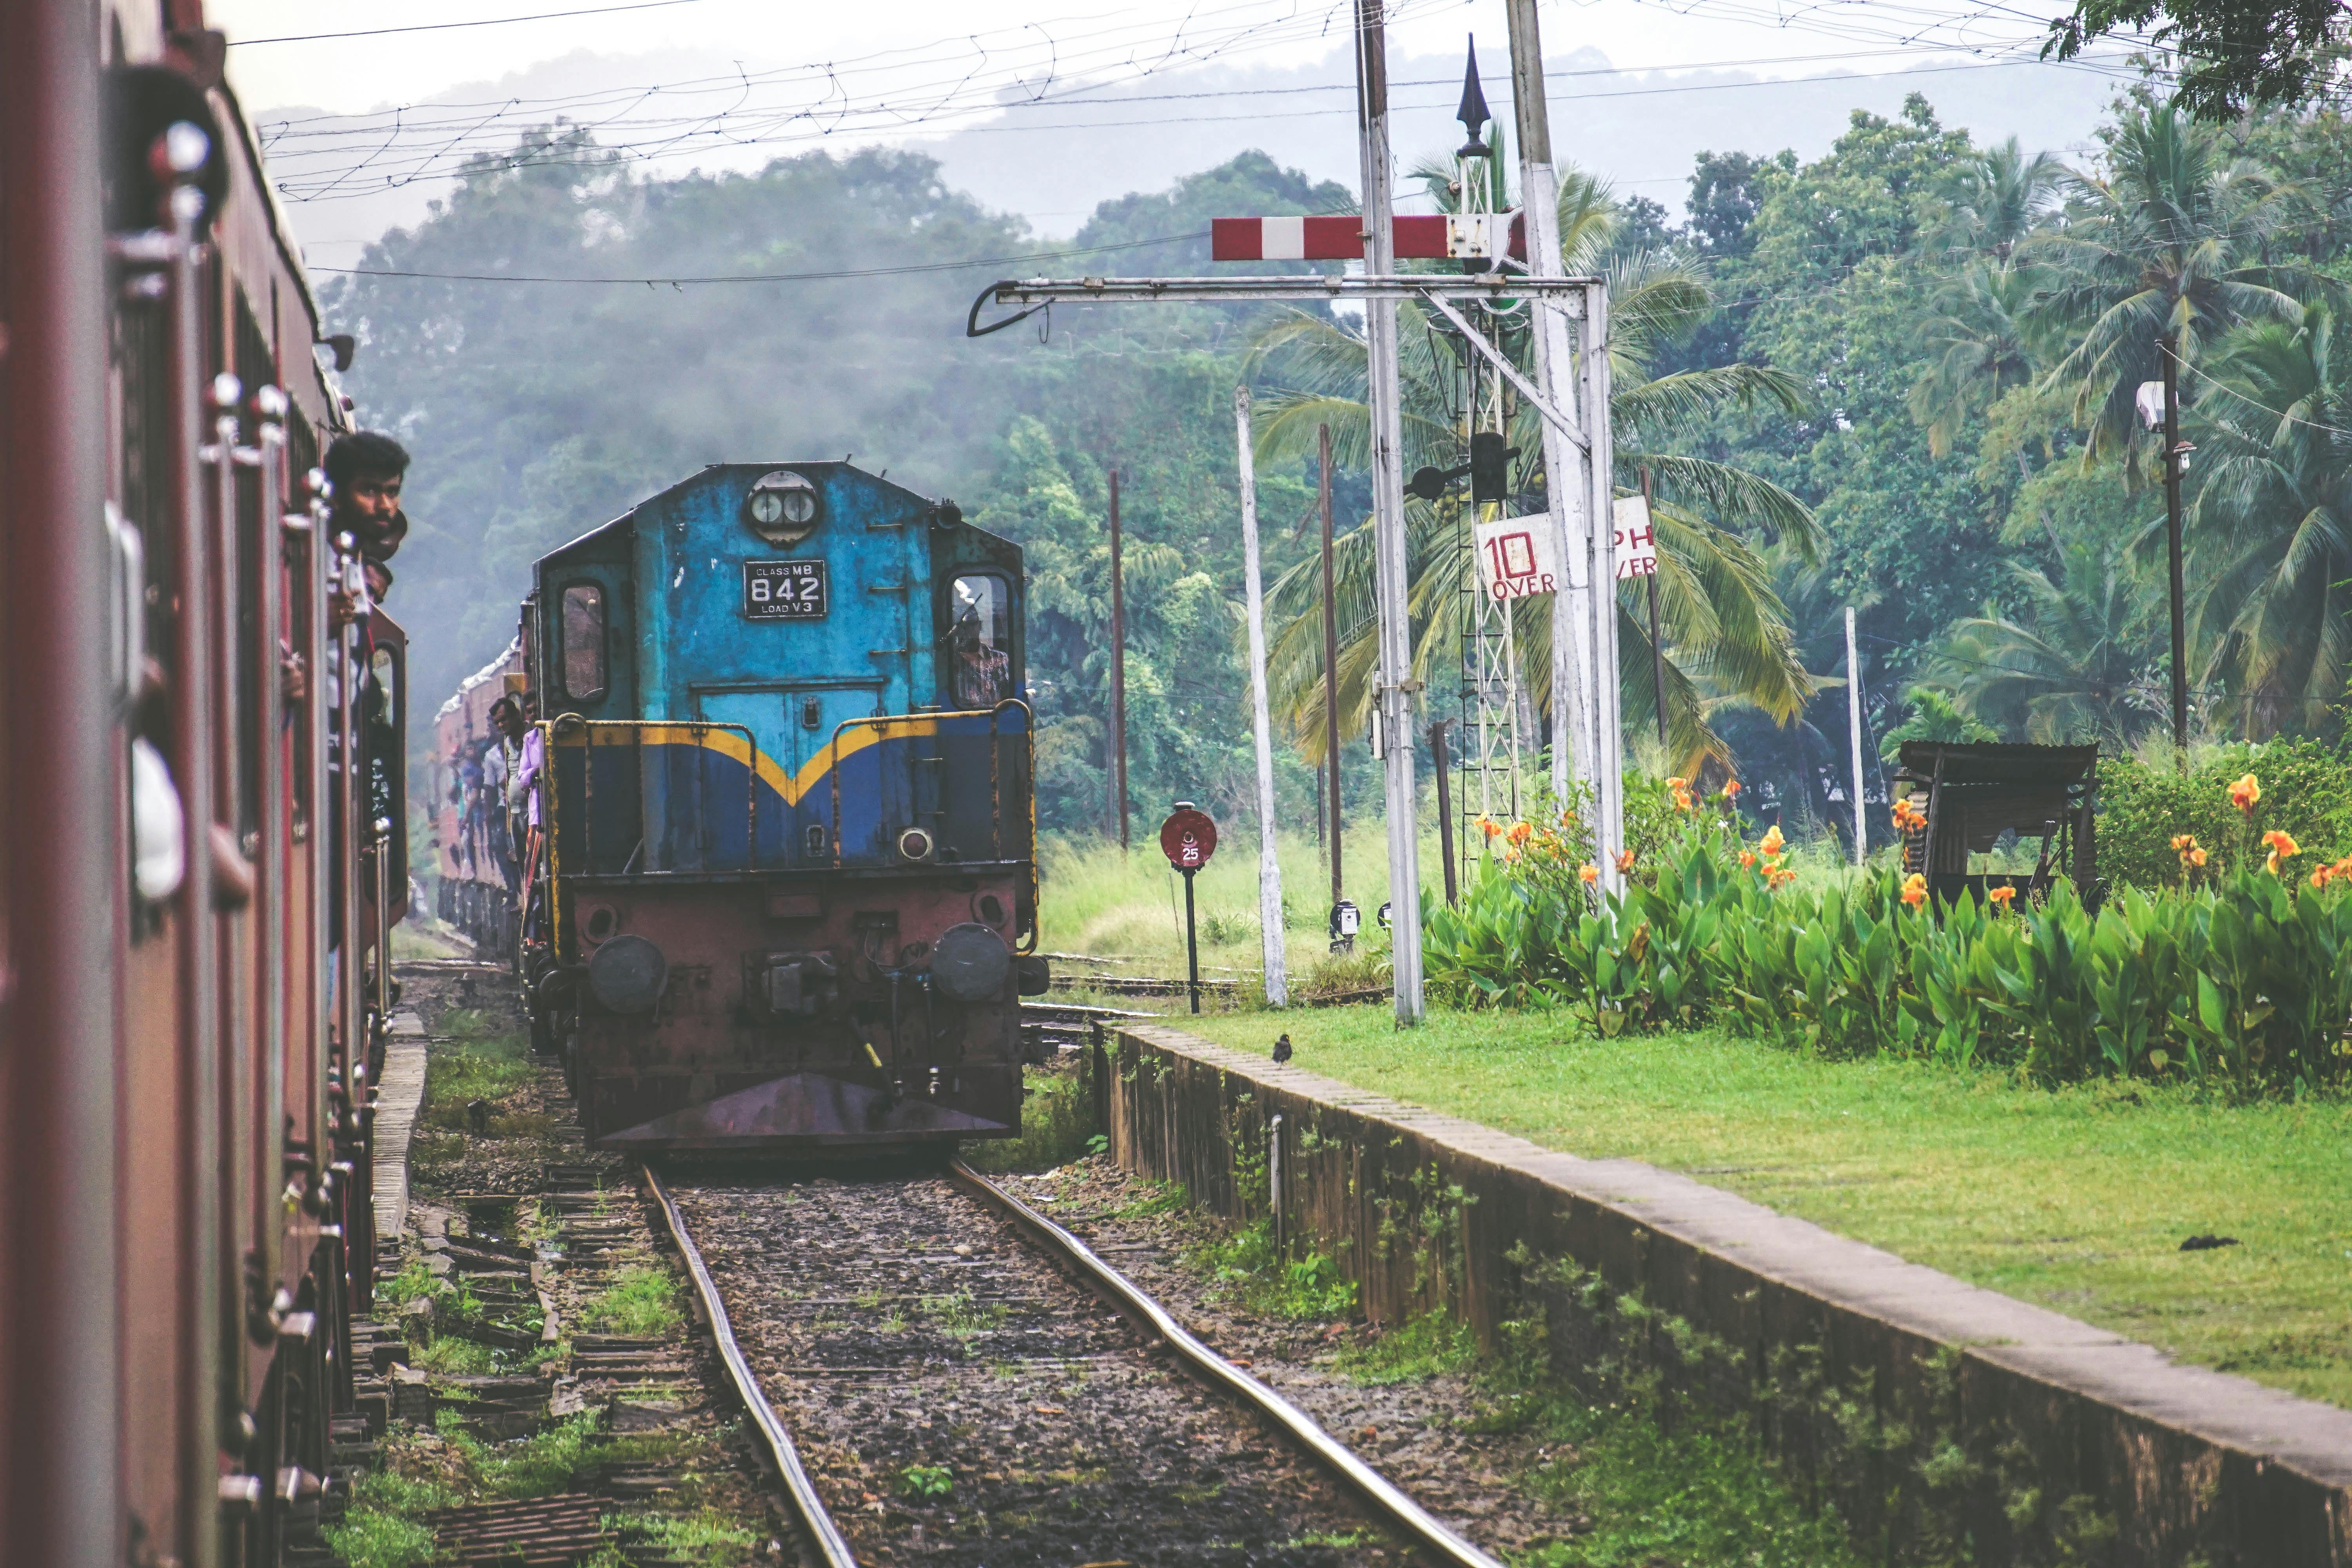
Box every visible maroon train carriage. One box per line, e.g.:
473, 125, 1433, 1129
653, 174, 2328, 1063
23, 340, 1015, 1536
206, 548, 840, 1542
3, 8, 410, 1566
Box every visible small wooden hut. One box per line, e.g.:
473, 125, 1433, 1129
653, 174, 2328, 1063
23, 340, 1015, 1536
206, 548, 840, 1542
1891, 742, 2100, 909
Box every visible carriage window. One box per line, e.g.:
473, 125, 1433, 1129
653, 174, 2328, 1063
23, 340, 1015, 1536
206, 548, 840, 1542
947, 573, 1011, 708
561, 583, 607, 702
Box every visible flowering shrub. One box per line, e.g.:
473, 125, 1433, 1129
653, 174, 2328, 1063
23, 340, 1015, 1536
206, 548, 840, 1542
2096, 740, 2352, 891
1425, 775, 2352, 1094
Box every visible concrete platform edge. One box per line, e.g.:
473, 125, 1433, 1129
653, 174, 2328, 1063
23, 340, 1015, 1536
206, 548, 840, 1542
1104, 1022, 2352, 1568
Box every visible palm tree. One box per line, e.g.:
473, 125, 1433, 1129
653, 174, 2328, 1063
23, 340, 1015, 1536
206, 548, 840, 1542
2028, 104, 2305, 474
1906, 261, 2048, 462
1247, 164, 1818, 774
1934, 138, 2065, 262
2182, 308, 2352, 737
1928, 536, 2167, 745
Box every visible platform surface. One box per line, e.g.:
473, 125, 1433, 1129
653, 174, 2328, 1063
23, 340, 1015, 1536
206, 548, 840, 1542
373, 1010, 430, 1241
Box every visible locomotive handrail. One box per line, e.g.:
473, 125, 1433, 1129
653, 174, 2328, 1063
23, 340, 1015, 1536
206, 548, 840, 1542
543, 717, 761, 960
825, 700, 1034, 911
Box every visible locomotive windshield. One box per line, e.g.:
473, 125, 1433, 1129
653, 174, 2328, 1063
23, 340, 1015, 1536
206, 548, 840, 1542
561, 582, 607, 702
949, 572, 1010, 708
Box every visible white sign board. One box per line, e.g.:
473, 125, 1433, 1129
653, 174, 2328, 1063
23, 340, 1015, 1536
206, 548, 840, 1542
1472, 513, 1560, 602
1613, 495, 1659, 580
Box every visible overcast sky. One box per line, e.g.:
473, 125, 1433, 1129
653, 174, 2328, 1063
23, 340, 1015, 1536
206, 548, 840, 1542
211, 0, 2143, 261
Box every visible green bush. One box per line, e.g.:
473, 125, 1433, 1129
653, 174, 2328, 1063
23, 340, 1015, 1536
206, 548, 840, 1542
2099, 739, 2352, 891
1426, 788, 2352, 1095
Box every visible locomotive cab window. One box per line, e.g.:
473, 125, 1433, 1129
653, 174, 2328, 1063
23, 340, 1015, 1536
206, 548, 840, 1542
946, 573, 1011, 708
561, 583, 608, 702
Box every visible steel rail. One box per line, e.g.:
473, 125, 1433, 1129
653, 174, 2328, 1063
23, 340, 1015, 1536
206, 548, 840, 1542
642, 1166, 860, 1568
946, 1160, 1508, 1568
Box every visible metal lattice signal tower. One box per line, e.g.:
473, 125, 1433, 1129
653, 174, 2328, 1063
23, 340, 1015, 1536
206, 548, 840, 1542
1452, 43, 1524, 844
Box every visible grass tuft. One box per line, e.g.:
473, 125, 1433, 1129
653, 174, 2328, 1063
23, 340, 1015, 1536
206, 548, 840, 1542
581, 1265, 684, 1338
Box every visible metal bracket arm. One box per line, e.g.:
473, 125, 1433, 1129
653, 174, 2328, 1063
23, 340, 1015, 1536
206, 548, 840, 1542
1417, 293, 1589, 455
969, 272, 1597, 334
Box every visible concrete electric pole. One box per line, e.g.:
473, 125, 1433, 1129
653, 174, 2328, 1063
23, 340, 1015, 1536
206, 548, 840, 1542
1354, 0, 1425, 1020
1501, 0, 1621, 889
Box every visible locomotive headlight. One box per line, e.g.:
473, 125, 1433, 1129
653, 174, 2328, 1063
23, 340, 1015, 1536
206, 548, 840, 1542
746, 470, 820, 544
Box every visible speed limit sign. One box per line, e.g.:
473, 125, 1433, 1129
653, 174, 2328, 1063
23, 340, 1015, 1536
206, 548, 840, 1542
1160, 806, 1218, 871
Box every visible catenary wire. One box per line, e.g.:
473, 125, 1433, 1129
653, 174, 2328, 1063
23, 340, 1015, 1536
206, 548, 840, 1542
226, 0, 713, 47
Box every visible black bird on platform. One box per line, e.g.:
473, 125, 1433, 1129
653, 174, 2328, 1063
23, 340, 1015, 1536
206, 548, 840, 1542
1272, 1033, 1292, 1064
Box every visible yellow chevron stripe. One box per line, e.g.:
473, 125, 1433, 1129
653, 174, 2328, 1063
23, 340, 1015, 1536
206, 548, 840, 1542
556, 717, 942, 808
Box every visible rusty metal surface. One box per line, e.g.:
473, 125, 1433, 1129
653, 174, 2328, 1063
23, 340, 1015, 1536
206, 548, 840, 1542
564, 873, 1025, 1148
604, 1071, 1009, 1148
0, 2, 122, 1561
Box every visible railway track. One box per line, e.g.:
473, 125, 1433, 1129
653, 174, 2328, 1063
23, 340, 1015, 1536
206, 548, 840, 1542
646, 1163, 1505, 1568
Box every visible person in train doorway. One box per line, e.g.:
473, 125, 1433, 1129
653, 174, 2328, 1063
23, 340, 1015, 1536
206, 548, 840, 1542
512, 692, 547, 942
324, 429, 411, 586
487, 696, 527, 897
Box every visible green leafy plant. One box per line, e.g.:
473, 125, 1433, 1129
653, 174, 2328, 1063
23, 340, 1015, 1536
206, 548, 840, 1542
581, 1265, 684, 1338
900, 1464, 954, 1501
1427, 773, 2352, 1094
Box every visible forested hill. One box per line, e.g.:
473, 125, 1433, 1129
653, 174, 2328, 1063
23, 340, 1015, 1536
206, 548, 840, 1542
329, 88, 2352, 844
330, 132, 1365, 836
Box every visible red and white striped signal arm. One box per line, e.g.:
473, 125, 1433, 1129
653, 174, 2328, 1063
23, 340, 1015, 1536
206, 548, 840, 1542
1211, 212, 1526, 263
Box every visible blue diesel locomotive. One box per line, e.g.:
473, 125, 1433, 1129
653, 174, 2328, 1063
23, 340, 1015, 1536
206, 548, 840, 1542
517, 461, 1042, 1151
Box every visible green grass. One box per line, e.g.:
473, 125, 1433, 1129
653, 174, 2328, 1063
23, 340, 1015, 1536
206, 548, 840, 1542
959, 1060, 1098, 1173
1183, 1219, 1359, 1322
1038, 830, 1406, 991
320, 1508, 436, 1568
581, 1265, 685, 1338
1180, 1005, 2352, 1407
1331, 1310, 1476, 1385
1504, 1385, 1871, 1568
419, 1016, 537, 1134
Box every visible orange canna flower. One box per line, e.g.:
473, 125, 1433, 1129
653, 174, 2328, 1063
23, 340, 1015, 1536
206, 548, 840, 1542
1722, 779, 1742, 799
1666, 776, 1687, 792
1739, 850, 1757, 868
2190, 846, 2209, 867
2313, 867, 2332, 889
2230, 773, 2261, 814
1479, 816, 1501, 839
1579, 864, 1601, 885
1508, 820, 1534, 846
1768, 866, 1797, 888
1759, 825, 1786, 857
1615, 849, 1637, 874
2171, 833, 2195, 852
2263, 828, 2300, 859
1900, 872, 1928, 909
1987, 885, 2017, 909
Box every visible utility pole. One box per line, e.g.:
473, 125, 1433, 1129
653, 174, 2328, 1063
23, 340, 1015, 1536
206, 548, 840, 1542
1107, 468, 1131, 848
1642, 468, 1667, 750
1503, 0, 1610, 887
2162, 336, 2189, 754
1319, 423, 1343, 913
1236, 386, 1288, 1006
1354, 0, 1424, 1021
1845, 605, 1867, 869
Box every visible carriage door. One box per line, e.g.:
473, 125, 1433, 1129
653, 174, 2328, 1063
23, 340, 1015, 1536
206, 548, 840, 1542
695, 682, 885, 865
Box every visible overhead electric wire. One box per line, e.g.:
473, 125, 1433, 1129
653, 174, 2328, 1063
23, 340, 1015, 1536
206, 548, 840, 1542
261, 50, 2148, 201
226, 0, 711, 47
245, 0, 2155, 203
310, 227, 1214, 284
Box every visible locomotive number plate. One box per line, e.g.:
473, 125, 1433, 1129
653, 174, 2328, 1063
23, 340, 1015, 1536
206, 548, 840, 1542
744, 559, 828, 621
